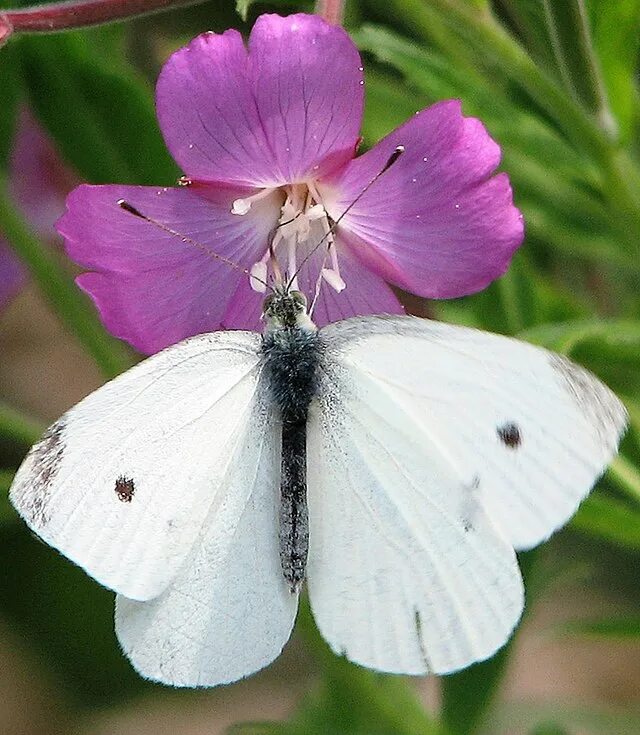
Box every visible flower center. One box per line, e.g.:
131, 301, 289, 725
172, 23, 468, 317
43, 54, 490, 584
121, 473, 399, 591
231, 183, 345, 296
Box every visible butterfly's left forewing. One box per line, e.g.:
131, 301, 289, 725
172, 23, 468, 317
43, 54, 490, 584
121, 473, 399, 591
307, 315, 626, 676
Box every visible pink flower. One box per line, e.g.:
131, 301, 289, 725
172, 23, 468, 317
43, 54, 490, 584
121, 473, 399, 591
0, 109, 75, 309
57, 13, 523, 355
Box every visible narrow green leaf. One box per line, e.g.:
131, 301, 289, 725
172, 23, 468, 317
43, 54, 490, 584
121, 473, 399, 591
294, 597, 443, 735
361, 69, 421, 142
0, 41, 21, 169
519, 318, 640, 354
0, 470, 16, 522
485, 701, 640, 735
564, 617, 640, 639
236, 0, 252, 21
542, 0, 615, 134
608, 455, 640, 505
364, 0, 640, 239
0, 402, 44, 447
590, 0, 640, 141
356, 25, 639, 255
0, 178, 131, 378
570, 493, 640, 551
529, 725, 570, 735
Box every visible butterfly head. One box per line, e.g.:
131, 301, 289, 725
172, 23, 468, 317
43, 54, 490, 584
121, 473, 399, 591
262, 287, 316, 332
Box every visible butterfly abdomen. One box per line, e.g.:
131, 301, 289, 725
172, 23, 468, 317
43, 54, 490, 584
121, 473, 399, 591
261, 327, 323, 593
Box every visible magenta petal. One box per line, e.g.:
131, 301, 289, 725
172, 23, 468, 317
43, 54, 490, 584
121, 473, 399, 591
247, 14, 363, 182
156, 14, 363, 186
321, 100, 524, 299
57, 184, 280, 353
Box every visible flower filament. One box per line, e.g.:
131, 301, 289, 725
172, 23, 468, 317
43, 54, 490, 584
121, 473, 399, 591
232, 183, 345, 295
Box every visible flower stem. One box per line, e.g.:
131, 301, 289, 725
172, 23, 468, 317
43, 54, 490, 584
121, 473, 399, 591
0, 177, 131, 379
0, 0, 202, 41
315, 0, 345, 26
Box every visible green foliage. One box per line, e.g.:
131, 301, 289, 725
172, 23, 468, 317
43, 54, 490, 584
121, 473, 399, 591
0, 42, 21, 170
19, 32, 177, 185
0, 1, 640, 734
564, 616, 640, 639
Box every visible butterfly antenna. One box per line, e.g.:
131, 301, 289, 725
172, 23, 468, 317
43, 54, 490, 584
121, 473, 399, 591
287, 145, 405, 294
117, 199, 273, 292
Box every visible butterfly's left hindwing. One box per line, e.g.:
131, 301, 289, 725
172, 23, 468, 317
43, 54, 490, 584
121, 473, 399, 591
115, 389, 299, 687
306, 315, 626, 675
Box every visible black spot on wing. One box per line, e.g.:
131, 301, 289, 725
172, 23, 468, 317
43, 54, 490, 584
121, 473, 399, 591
497, 422, 522, 449
115, 476, 135, 503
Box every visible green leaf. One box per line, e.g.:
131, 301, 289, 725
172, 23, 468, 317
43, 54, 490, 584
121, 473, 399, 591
361, 68, 421, 143
570, 493, 640, 551
0, 470, 16, 522
355, 25, 638, 257
236, 0, 252, 21
519, 318, 640, 355
529, 726, 570, 735
236, 0, 253, 21
20, 33, 177, 185
0, 521, 150, 706
542, 0, 614, 134
519, 318, 640, 396
0, 41, 21, 169
491, 0, 556, 71
590, 0, 640, 141
564, 617, 640, 639
0, 401, 43, 447
608, 455, 640, 505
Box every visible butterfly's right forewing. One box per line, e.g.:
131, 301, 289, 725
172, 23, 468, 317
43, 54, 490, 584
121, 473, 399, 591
10, 331, 265, 602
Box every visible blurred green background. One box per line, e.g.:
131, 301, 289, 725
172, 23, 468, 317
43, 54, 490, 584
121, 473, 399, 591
0, 1, 639, 734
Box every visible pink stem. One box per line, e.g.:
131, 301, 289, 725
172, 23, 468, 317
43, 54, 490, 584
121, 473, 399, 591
0, 0, 201, 35
315, 0, 345, 26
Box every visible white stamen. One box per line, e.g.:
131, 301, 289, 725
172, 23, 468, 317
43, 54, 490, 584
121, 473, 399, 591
306, 204, 325, 220
250, 261, 268, 292
231, 188, 273, 216
231, 199, 251, 215
247, 182, 346, 297
321, 268, 346, 292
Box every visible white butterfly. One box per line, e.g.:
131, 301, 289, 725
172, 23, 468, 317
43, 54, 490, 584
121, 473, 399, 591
10, 285, 626, 687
